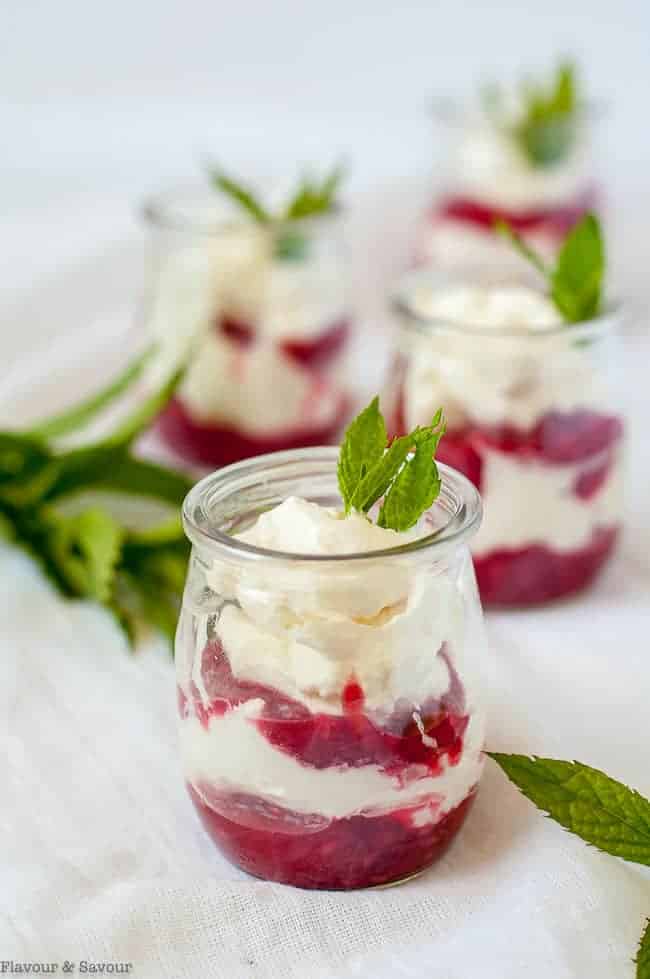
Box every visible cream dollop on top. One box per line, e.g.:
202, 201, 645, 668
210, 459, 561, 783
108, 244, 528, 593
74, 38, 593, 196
409, 283, 562, 332
237, 496, 413, 556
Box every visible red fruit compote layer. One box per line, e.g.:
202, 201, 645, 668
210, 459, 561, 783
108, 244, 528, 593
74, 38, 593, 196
177, 497, 485, 889
392, 283, 624, 606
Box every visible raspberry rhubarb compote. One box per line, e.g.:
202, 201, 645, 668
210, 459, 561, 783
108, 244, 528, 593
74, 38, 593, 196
143, 167, 351, 466
176, 404, 487, 889
419, 62, 599, 272
390, 215, 624, 606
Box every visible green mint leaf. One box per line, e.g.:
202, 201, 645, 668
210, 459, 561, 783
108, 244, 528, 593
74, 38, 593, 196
284, 163, 344, 221
0, 433, 61, 506
637, 919, 650, 979
25, 346, 153, 441
0, 507, 15, 541
45, 448, 193, 505
497, 212, 605, 324
274, 228, 310, 262
209, 168, 271, 224
337, 397, 387, 512
350, 430, 419, 514
346, 408, 445, 521
551, 213, 604, 323
47, 507, 124, 603
378, 425, 445, 532
494, 220, 550, 279
488, 753, 650, 866
514, 60, 578, 167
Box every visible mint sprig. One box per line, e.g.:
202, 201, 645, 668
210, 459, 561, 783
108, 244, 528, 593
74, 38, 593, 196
489, 753, 650, 977
0, 353, 193, 647
496, 212, 604, 323
513, 61, 578, 167
208, 163, 345, 262
488, 753, 650, 864
338, 398, 445, 532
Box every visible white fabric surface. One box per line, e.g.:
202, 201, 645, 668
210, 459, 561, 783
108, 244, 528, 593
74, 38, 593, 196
1, 185, 650, 978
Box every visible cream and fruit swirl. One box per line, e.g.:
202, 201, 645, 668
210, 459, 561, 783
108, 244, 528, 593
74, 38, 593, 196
403, 215, 623, 556
149, 168, 348, 428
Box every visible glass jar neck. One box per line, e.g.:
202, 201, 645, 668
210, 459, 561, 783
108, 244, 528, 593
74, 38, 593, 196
182, 447, 482, 570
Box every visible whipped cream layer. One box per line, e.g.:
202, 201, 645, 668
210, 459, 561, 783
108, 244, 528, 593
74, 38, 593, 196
179, 332, 339, 434
178, 497, 486, 825
449, 109, 591, 213
402, 283, 604, 432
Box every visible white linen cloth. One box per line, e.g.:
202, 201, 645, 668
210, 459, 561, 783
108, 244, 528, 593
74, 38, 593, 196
1, 189, 649, 979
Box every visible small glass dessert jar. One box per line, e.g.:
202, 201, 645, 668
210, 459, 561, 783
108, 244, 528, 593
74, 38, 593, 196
387, 271, 625, 607
417, 73, 600, 273
176, 448, 487, 889
142, 187, 351, 466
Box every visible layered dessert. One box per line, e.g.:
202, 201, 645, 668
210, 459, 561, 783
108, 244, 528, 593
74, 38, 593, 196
176, 407, 486, 888
419, 62, 597, 271
390, 268, 624, 606
145, 168, 351, 465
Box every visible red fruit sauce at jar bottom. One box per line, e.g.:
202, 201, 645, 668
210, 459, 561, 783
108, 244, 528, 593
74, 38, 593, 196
181, 641, 478, 889
157, 392, 347, 467
394, 395, 624, 607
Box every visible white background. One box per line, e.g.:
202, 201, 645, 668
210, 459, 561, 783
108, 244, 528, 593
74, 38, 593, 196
2, 4, 650, 978
3, 0, 650, 371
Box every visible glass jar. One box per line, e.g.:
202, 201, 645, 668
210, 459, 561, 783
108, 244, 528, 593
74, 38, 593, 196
416, 96, 601, 273
176, 448, 487, 889
142, 187, 351, 466
387, 270, 625, 607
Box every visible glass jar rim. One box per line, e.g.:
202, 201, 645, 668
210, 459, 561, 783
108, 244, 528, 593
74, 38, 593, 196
182, 447, 482, 565
392, 268, 621, 345
142, 183, 343, 237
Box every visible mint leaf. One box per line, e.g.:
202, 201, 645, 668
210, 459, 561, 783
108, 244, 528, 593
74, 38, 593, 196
274, 228, 310, 262
497, 213, 605, 324
47, 508, 124, 603
350, 429, 419, 514
46, 448, 192, 504
337, 397, 386, 512
101, 363, 185, 448
209, 168, 271, 225
284, 163, 344, 221
378, 426, 444, 531
637, 919, 650, 979
551, 213, 604, 322
26, 346, 153, 441
514, 61, 578, 167
0, 433, 61, 506
488, 753, 650, 866
338, 400, 446, 529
